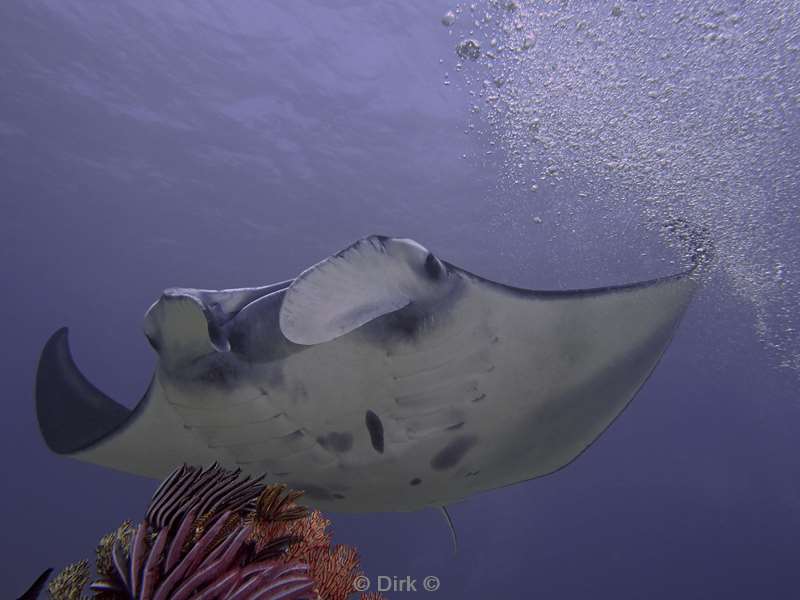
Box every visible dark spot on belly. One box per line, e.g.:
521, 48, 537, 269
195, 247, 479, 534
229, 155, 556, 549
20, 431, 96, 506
316, 431, 354, 453
332, 493, 346, 500
409, 477, 422, 486
430, 435, 478, 471
365, 410, 384, 453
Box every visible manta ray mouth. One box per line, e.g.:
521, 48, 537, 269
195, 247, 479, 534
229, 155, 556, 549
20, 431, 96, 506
204, 281, 293, 328
143, 279, 294, 359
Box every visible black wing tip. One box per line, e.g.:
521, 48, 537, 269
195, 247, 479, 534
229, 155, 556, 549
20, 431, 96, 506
37, 328, 72, 375
35, 327, 131, 455
16, 567, 52, 600
48, 326, 70, 344
35, 328, 72, 453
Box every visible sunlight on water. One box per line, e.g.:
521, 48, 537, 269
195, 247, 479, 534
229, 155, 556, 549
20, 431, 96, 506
441, 0, 800, 374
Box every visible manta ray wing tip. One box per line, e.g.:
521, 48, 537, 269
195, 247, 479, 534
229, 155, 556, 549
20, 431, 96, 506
35, 327, 130, 455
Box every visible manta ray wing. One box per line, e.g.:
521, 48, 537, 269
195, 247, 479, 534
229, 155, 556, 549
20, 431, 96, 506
35, 328, 224, 477
35, 281, 294, 479
35, 236, 697, 512
231, 239, 696, 510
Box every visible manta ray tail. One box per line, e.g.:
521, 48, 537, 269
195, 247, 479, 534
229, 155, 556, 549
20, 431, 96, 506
439, 505, 458, 555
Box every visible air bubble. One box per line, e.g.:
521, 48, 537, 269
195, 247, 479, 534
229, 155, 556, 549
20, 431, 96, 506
456, 39, 482, 60
439, 1, 800, 375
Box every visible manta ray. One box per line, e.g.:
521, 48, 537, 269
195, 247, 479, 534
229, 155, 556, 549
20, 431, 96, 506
36, 235, 699, 520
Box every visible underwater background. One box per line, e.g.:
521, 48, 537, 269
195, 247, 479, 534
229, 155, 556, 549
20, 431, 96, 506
1, 1, 798, 597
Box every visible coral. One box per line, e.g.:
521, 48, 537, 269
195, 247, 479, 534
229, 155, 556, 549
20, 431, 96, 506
251, 492, 365, 600
90, 464, 312, 599
305, 545, 362, 600
95, 522, 134, 581
144, 463, 265, 531
20, 464, 388, 600
252, 496, 386, 600
47, 560, 89, 600
255, 484, 308, 524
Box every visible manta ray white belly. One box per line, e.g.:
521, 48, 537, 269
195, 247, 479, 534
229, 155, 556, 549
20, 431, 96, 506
35, 235, 697, 513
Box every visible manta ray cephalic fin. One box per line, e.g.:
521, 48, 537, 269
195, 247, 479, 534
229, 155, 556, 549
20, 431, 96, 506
279, 235, 450, 345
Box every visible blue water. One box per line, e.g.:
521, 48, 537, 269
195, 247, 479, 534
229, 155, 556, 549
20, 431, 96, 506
2, 1, 798, 597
